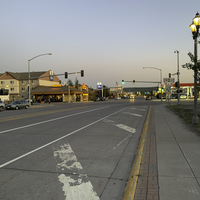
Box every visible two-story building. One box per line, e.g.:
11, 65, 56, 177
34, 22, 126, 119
0, 70, 61, 101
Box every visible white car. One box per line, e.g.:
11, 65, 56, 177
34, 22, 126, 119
115, 97, 121, 100
0, 100, 5, 111
180, 95, 187, 99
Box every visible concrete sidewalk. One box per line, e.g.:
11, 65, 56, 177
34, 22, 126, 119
133, 104, 200, 200
155, 105, 200, 200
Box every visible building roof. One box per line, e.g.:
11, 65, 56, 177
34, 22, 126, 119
123, 87, 158, 93
31, 86, 84, 95
7, 71, 46, 80
172, 83, 200, 87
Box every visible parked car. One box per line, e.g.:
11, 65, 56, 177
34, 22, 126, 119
23, 98, 33, 105
146, 96, 152, 100
94, 97, 100, 101
100, 97, 106, 101
6, 100, 29, 110
0, 100, 5, 111
115, 97, 121, 100
180, 94, 187, 99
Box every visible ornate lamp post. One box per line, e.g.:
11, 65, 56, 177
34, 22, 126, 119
28, 53, 52, 105
190, 12, 200, 124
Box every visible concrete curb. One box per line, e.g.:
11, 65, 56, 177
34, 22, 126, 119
122, 106, 152, 200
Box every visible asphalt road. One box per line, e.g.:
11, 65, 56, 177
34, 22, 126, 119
0, 98, 159, 200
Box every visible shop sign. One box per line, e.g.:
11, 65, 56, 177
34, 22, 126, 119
82, 83, 87, 89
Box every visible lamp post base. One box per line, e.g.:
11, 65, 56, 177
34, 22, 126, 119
192, 115, 199, 124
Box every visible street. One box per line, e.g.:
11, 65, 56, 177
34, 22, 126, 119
0, 98, 158, 200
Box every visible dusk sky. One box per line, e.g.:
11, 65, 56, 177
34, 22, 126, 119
0, 0, 199, 88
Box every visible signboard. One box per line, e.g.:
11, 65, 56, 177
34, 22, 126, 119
165, 82, 172, 93
163, 78, 175, 85
97, 82, 102, 90
82, 83, 87, 89
110, 88, 118, 92
49, 70, 53, 81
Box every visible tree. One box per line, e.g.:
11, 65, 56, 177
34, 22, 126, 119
103, 85, 110, 97
75, 77, 79, 88
67, 79, 74, 86
182, 52, 200, 80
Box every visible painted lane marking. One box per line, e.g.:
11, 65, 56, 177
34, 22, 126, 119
54, 143, 99, 200
0, 106, 129, 168
0, 106, 108, 134
123, 112, 142, 117
54, 143, 83, 171
112, 135, 132, 151
0, 106, 89, 122
103, 119, 136, 133
116, 124, 136, 133
130, 108, 146, 111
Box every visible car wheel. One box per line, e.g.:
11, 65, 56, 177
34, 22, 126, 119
15, 106, 19, 110
0, 106, 3, 111
25, 105, 28, 109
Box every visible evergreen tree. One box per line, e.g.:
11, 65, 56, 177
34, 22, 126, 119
67, 79, 74, 86
75, 77, 79, 88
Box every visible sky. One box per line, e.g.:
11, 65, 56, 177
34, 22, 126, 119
0, 0, 200, 89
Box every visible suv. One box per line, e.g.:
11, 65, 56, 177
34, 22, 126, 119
0, 100, 5, 111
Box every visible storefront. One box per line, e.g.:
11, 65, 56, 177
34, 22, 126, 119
31, 85, 84, 102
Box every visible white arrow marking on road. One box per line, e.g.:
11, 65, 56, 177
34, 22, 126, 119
53, 143, 100, 200
103, 119, 136, 133
116, 124, 136, 133
123, 112, 142, 117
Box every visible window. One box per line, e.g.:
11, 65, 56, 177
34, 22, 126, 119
1, 81, 5, 84
10, 88, 14, 91
31, 80, 36, 84
22, 80, 26, 84
10, 81, 14, 84
22, 88, 25, 92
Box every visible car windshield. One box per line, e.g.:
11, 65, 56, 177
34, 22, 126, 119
11, 101, 19, 105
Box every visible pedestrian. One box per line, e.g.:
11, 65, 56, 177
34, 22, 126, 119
48, 97, 50, 104
41, 98, 44, 105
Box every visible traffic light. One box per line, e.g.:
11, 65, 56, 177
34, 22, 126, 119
122, 80, 124, 84
81, 70, 84, 77
133, 80, 135, 84
161, 88, 164, 92
65, 72, 68, 79
175, 81, 179, 87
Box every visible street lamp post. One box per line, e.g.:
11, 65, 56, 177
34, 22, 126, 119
190, 12, 200, 124
143, 67, 162, 101
28, 53, 52, 105
174, 50, 180, 104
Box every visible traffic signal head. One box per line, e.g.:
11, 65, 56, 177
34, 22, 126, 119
175, 81, 179, 87
133, 80, 135, 84
122, 80, 124, 84
81, 70, 84, 77
65, 72, 68, 79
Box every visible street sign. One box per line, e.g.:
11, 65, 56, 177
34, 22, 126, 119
163, 78, 175, 84
97, 82, 102, 89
